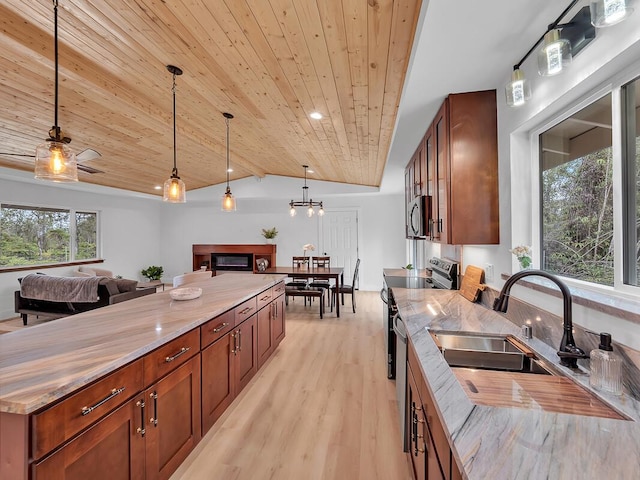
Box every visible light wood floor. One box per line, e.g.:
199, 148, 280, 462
171, 291, 412, 480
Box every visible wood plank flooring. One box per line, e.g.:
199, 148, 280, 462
170, 291, 412, 480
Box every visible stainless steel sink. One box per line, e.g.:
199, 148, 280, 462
429, 331, 556, 375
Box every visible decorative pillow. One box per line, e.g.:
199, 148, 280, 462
115, 279, 138, 293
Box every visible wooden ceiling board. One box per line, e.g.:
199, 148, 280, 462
0, 0, 423, 196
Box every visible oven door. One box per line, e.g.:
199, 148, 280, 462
380, 286, 397, 379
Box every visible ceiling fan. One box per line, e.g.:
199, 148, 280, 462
0, 147, 105, 174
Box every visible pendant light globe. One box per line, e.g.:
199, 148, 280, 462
163, 65, 186, 203
221, 112, 236, 212
34, 1, 78, 182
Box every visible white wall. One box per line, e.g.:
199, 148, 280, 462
0, 174, 161, 320
159, 190, 406, 292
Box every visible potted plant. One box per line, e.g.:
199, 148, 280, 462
141, 265, 163, 281
261, 227, 278, 243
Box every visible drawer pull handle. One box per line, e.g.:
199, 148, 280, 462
136, 399, 146, 436
165, 347, 190, 363
260, 294, 271, 301
212, 322, 229, 333
149, 391, 158, 426
81, 387, 125, 416
238, 307, 253, 315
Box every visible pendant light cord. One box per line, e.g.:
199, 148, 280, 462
172, 71, 177, 175
226, 115, 230, 187
53, 0, 60, 139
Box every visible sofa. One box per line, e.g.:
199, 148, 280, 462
15, 274, 155, 325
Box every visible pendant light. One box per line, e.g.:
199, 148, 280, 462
163, 65, 186, 203
221, 112, 236, 212
591, 0, 633, 27
34, 0, 78, 182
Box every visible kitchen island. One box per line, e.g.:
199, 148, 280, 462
393, 287, 640, 479
0, 273, 287, 479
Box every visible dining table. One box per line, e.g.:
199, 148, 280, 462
258, 266, 345, 317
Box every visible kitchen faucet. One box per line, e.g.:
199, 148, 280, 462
492, 269, 588, 368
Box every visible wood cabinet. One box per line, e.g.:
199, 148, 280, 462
192, 244, 277, 273
257, 283, 286, 368
407, 339, 462, 480
33, 396, 145, 480
5, 281, 285, 480
405, 90, 499, 245
144, 355, 201, 480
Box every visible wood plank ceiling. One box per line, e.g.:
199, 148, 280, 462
0, 0, 422, 196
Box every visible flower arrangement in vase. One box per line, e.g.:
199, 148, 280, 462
510, 245, 532, 270
303, 243, 315, 259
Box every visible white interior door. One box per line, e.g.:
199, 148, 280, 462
319, 210, 359, 287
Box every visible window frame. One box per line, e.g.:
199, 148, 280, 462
529, 67, 640, 298
0, 202, 101, 269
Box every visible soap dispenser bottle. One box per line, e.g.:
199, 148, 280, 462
589, 333, 623, 395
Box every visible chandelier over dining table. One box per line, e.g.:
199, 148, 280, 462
289, 165, 324, 217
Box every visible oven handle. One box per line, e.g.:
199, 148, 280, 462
392, 313, 407, 341
380, 287, 388, 305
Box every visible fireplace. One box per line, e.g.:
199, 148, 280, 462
211, 253, 253, 272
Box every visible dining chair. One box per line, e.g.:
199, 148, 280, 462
287, 256, 310, 289
309, 256, 331, 305
331, 258, 360, 313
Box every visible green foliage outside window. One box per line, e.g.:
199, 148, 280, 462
0, 204, 98, 267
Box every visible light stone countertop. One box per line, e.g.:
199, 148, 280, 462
383, 268, 430, 278
0, 273, 286, 414
393, 288, 640, 480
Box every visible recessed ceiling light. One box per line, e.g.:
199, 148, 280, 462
307, 169, 314, 174
310, 112, 322, 120
227, 168, 233, 173
154, 185, 162, 190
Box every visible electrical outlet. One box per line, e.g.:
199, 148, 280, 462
485, 264, 494, 282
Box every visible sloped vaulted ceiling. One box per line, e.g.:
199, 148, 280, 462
0, 0, 423, 196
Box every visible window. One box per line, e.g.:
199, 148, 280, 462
0, 204, 98, 267
539, 94, 614, 286
622, 77, 640, 287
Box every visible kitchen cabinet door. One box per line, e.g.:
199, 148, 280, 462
257, 305, 274, 369
407, 367, 426, 480
433, 100, 449, 244
145, 355, 201, 480
271, 293, 286, 347
201, 330, 236, 434
33, 396, 145, 480
235, 315, 258, 391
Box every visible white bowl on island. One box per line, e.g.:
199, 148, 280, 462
170, 287, 203, 301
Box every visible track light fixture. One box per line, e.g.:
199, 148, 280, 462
35, 0, 78, 182
163, 65, 186, 203
289, 165, 324, 217
504, 1, 614, 107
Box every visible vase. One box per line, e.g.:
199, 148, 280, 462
265, 238, 274, 244
518, 256, 532, 270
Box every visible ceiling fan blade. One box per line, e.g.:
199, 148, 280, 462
77, 164, 104, 174
0, 152, 35, 158
76, 148, 102, 163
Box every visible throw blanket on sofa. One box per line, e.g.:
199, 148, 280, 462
20, 274, 105, 303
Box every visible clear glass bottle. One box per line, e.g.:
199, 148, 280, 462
589, 333, 623, 395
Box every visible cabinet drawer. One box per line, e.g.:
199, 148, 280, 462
235, 297, 257, 325
201, 309, 235, 349
32, 358, 143, 460
256, 287, 273, 311
273, 280, 285, 296
143, 329, 200, 386
408, 339, 426, 396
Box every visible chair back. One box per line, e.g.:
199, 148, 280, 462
351, 258, 361, 285
312, 256, 330, 269
292, 256, 309, 269
173, 270, 212, 288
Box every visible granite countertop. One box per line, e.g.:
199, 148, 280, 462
0, 274, 286, 414
383, 268, 431, 278
393, 288, 640, 479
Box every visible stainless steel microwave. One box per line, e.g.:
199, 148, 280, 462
407, 195, 431, 238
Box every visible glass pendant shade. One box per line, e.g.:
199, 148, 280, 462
35, 141, 78, 182
318, 205, 325, 216
505, 69, 532, 107
289, 203, 297, 217
221, 187, 236, 211
307, 205, 314, 217
163, 171, 186, 203
591, 0, 632, 26
537, 30, 572, 76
